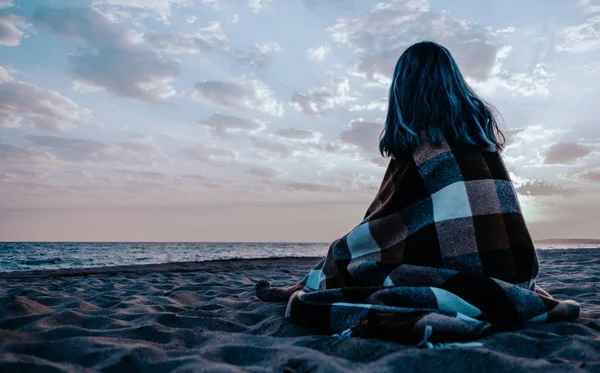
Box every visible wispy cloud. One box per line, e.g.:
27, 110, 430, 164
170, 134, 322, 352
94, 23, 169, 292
542, 142, 595, 165
180, 143, 237, 163
290, 77, 357, 116
248, 0, 272, 13
0, 66, 89, 131
146, 21, 228, 56
191, 77, 284, 116
92, 0, 189, 22
0, 5, 26, 46
197, 113, 267, 138
556, 0, 600, 52
33, 6, 179, 103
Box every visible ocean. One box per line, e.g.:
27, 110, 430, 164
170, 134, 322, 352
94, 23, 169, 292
0, 242, 598, 273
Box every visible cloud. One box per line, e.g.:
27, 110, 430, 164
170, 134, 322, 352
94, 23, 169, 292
301, 0, 359, 9
348, 97, 388, 112
33, 7, 179, 103
248, 136, 291, 157
114, 139, 168, 164
0, 1, 14, 9
504, 127, 528, 147
371, 156, 388, 167
246, 166, 280, 179
556, 22, 600, 53
501, 125, 585, 168
25, 135, 168, 164
0, 169, 61, 198
180, 144, 237, 163
326, 1, 536, 95
274, 128, 319, 140
327, 0, 429, 53
339, 118, 383, 153
556, 2, 600, 53
92, 0, 188, 22
283, 181, 342, 193
0, 113, 20, 129
191, 77, 283, 116
33, 7, 129, 48
0, 66, 89, 131
112, 169, 166, 180
1, 169, 53, 181
248, 0, 272, 13
307, 45, 330, 61
175, 173, 229, 189
146, 21, 228, 56
514, 179, 569, 197
27, 135, 118, 162
0, 172, 17, 182
503, 124, 567, 150
467, 48, 554, 98
200, 0, 222, 9
310, 141, 346, 154
350, 24, 499, 85
0, 143, 56, 164
197, 113, 266, 138
325, 1, 434, 84
571, 169, 600, 183
0, 9, 26, 46
253, 42, 282, 60
543, 142, 594, 164
509, 173, 564, 197
236, 42, 282, 70
290, 77, 357, 116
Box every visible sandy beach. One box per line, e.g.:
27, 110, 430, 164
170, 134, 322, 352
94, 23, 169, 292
1, 249, 599, 372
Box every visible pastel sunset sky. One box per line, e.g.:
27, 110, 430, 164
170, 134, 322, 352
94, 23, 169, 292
1, 0, 599, 242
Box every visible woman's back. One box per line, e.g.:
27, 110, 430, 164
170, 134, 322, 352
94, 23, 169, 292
360, 137, 539, 288
286, 136, 577, 345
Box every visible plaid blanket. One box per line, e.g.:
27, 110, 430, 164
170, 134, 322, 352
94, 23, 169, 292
286, 138, 580, 345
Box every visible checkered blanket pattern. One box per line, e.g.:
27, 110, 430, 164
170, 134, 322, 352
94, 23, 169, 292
285, 138, 580, 344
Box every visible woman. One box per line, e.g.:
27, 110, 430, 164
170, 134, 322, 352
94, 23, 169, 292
255, 41, 579, 345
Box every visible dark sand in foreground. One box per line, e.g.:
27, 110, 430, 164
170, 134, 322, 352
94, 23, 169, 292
1, 249, 599, 372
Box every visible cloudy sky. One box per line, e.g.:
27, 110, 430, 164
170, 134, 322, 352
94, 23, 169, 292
1, 0, 599, 242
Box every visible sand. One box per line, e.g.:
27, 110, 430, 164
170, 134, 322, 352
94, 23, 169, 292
1, 249, 599, 372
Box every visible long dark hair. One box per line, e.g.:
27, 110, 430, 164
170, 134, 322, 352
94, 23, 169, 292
379, 41, 505, 159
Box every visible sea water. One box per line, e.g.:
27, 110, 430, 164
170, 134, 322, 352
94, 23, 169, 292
0, 242, 597, 272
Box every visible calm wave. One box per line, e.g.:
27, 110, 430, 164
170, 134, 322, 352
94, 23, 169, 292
0, 242, 597, 272
0, 242, 328, 273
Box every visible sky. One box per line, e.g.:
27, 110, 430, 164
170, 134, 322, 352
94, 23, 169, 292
1, 0, 599, 242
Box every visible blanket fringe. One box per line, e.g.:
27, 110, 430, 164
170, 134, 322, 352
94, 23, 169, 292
332, 325, 483, 348
417, 325, 484, 349
332, 328, 353, 340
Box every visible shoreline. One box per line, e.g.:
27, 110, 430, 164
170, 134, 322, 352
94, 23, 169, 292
0, 256, 323, 279
2, 247, 599, 279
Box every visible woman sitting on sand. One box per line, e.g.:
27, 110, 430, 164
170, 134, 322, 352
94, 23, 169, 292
255, 41, 579, 345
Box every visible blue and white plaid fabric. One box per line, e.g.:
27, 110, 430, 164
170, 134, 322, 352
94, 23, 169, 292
284, 138, 580, 344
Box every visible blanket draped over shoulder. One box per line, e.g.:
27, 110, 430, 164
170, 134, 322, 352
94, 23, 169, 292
285, 138, 580, 345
